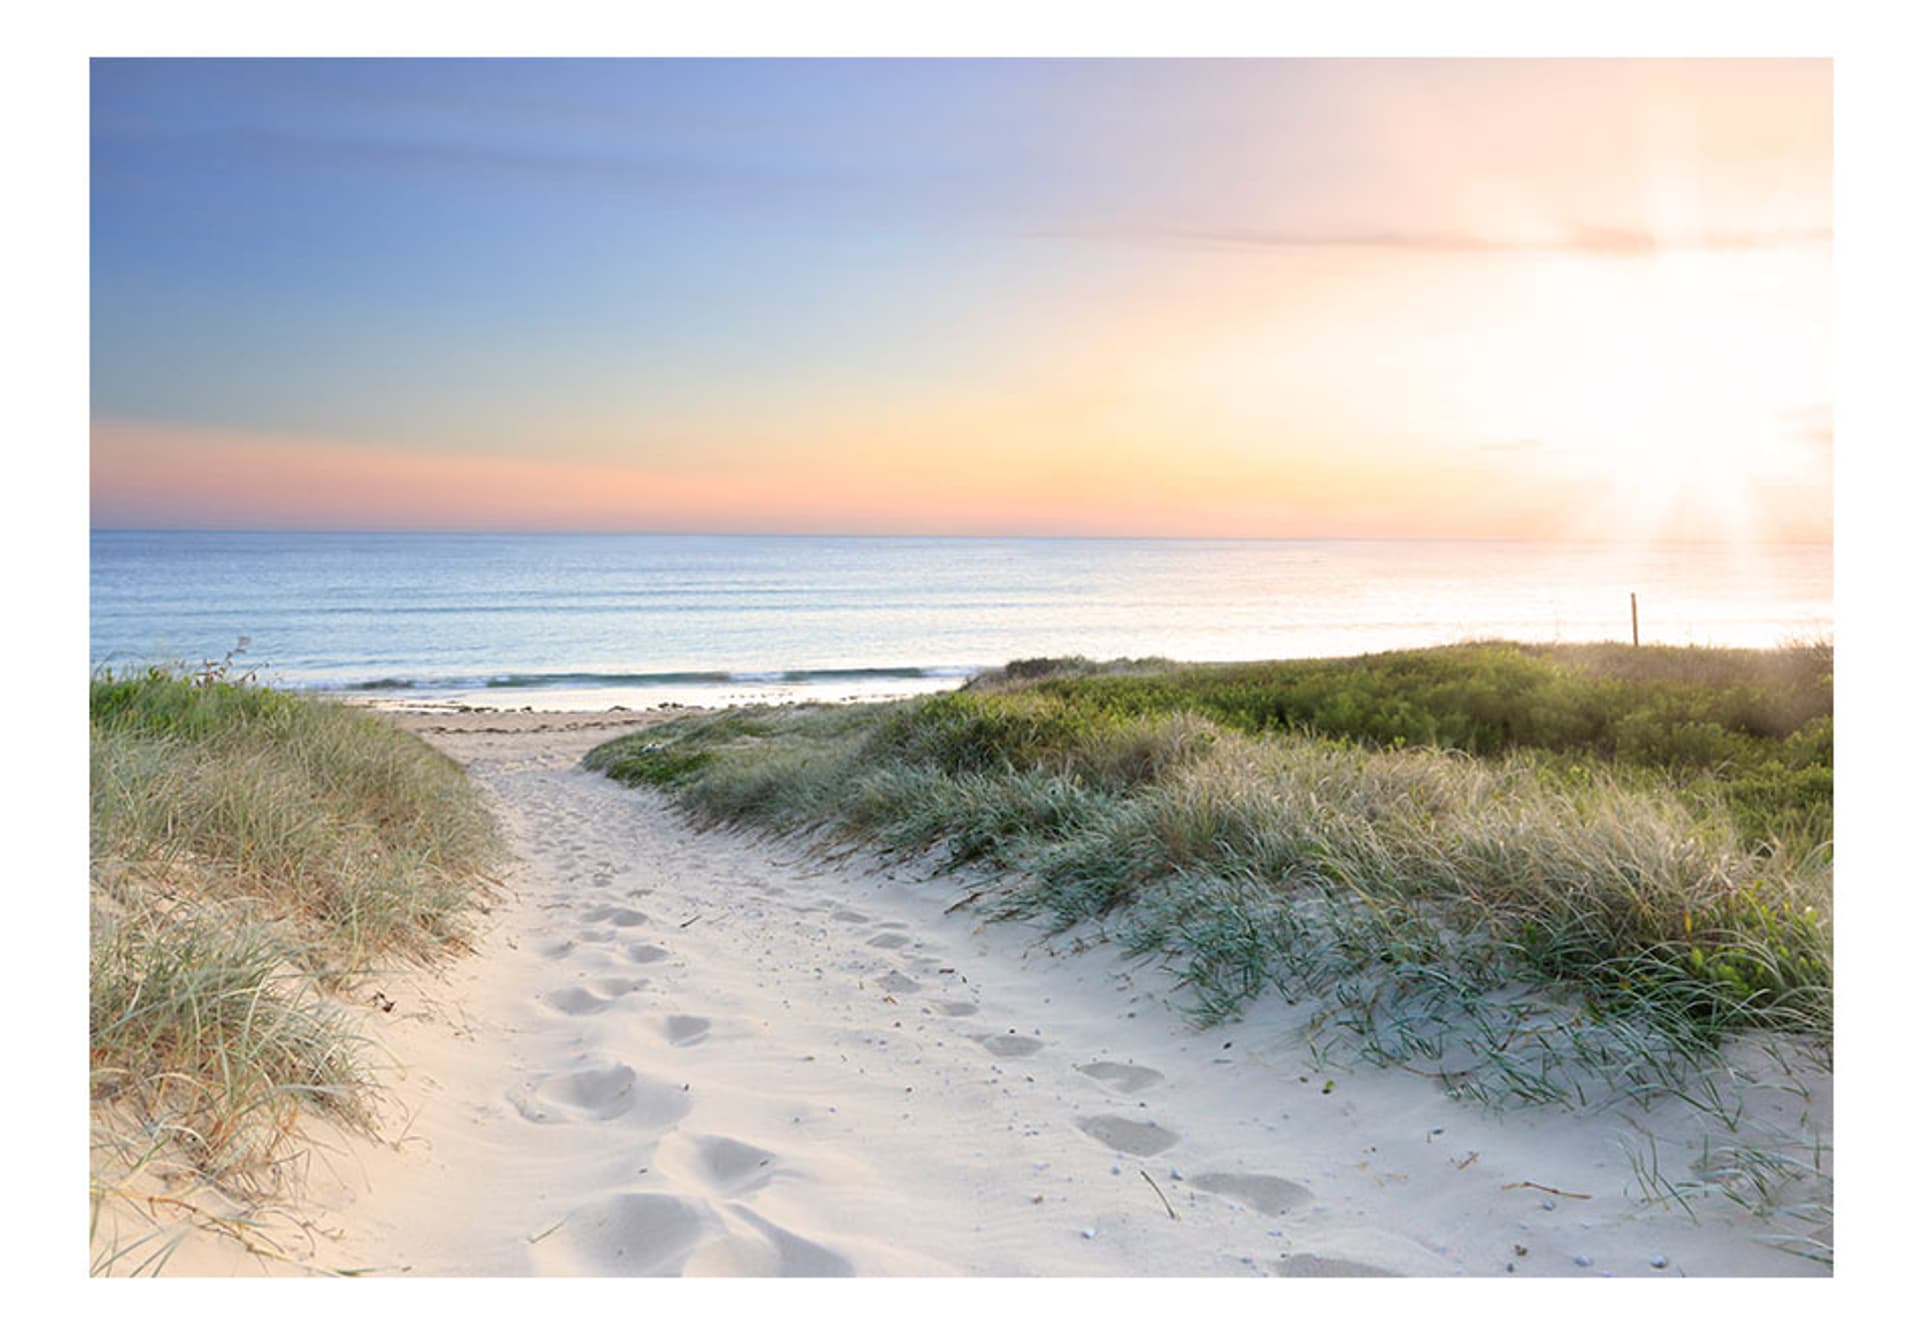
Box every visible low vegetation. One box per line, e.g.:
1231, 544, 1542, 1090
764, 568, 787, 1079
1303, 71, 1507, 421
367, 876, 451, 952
90, 663, 499, 1270
587, 641, 1833, 1110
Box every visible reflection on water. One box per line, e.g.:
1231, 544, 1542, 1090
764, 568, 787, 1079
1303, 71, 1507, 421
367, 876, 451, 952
91, 533, 1833, 707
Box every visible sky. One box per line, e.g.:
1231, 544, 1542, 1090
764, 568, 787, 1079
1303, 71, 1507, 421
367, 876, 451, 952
89, 57, 1833, 541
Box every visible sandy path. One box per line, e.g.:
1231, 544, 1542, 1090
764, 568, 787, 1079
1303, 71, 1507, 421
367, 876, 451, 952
154, 710, 1829, 1278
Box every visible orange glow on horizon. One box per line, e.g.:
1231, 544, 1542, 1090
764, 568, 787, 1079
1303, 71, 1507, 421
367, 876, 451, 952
90, 412, 1830, 543
90, 60, 1830, 545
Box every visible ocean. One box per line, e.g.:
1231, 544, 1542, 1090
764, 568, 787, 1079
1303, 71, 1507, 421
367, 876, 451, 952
89, 532, 1834, 711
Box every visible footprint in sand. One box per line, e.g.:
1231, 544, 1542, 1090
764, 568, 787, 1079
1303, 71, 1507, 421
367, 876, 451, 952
594, 976, 650, 996
1076, 1061, 1165, 1094
608, 908, 650, 927
535, 938, 577, 960
692, 1135, 783, 1195
934, 1000, 979, 1017
625, 943, 671, 965
543, 986, 613, 1016
541, 1192, 711, 1277
511, 1063, 692, 1126
727, 1205, 856, 1278
1188, 1172, 1313, 1216
1076, 1115, 1180, 1157
830, 909, 870, 924
865, 931, 912, 949
663, 1014, 712, 1046
1268, 1253, 1399, 1278
873, 969, 920, 995
973, 1032, 1045, 1058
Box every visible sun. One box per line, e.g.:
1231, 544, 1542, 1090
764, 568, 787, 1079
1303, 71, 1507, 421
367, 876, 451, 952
1522, 247, 1824, 547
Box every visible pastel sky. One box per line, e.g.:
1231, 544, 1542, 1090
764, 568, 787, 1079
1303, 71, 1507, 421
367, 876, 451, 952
90, 58, 1832, 541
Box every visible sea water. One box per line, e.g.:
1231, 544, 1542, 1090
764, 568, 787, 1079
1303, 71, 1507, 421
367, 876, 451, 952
89, 532, 1833, 710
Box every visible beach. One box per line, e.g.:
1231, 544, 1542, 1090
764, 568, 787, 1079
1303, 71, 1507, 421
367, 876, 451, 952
101, 706, 1830, 1279
78, 51, 1846, 1299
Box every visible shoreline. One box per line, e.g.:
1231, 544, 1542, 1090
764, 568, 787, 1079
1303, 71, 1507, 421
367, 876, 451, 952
110, 707, 1830, 1278
337, 673, 965, 717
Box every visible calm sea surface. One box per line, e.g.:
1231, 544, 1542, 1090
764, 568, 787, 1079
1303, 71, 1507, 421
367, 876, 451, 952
89, 533, 1834, 709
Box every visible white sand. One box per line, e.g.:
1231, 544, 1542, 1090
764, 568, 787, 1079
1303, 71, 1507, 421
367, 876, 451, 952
112, 709, 1831, 1279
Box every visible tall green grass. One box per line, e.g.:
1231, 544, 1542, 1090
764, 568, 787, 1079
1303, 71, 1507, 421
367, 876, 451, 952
90, 668, 500, 1256
586, 642, 1832, 1107
962, 640, 1833, 848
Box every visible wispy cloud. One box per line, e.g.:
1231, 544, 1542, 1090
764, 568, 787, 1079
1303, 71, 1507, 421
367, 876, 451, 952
1779, 403, 1833, 451
1061, 224, 1831, 257
93, 124, 854, 199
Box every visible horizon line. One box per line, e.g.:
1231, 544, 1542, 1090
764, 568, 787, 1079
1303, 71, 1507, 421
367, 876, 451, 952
87, 526, 1836, 547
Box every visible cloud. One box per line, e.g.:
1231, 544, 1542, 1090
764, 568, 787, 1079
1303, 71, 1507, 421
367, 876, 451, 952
1779, 403, 1834, 451
92, 123, 852, 200
1059, 223, 1831, 257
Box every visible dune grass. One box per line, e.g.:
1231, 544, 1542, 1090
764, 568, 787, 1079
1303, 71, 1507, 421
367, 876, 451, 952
89, 666, 500, 1267
586, 641, 1832, 1109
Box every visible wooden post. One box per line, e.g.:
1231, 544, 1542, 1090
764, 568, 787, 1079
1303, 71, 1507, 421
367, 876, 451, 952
1631, 592, 1639, 647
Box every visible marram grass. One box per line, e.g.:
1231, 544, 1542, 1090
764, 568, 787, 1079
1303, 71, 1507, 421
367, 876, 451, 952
89, 668, 500, 1265
587, 642, 1832, 1107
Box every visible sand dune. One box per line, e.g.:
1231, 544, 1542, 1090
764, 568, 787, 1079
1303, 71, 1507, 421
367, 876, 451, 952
131, 709, 1830, 1278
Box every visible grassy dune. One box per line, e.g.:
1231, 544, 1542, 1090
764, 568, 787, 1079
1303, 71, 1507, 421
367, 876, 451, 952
89, 669, 500, 1263
587, 641, 1832, 1107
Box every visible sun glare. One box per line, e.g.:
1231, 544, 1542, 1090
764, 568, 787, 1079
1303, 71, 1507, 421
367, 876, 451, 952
1521, 242, 1825, 547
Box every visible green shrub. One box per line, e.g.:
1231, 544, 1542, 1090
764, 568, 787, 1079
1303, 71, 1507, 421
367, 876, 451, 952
586, 642, 1832, 1091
